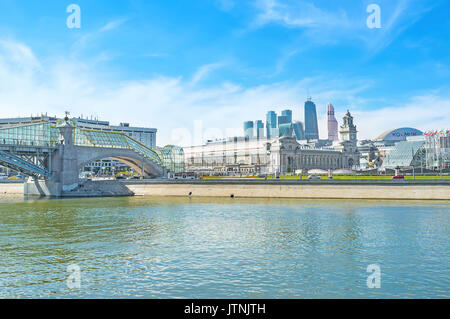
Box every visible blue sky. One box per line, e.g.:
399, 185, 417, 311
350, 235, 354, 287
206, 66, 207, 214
0, 0, 449, 146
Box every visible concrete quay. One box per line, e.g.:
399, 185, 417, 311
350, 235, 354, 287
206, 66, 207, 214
123, 179, 450, 201
1, 179, 449, 200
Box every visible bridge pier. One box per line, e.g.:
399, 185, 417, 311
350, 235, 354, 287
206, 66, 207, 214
53, 122, 80, 192
24, 120, 79, 196
24, 179, 62, 197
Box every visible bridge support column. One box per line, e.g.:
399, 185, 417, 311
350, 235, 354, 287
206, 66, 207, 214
53, 120, 79, 193
24, 119, 79, 197
24, 178, 62, 197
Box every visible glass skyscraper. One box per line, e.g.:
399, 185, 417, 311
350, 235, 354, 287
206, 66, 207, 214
293, 121, 305, 140
281, 110, 292, 123
243, 121, 254, 138
278, 123, 293, 137
327, 103, 338, 141
304, 99, 319, 140
277, 115, 289, 125
255, 120, 264, 138
266, 111, 277, 138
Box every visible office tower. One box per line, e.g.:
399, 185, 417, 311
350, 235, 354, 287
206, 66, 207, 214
281, 110, 293, 123
266, 111, 277, 138
278, 123, 293, 137
278, 109, 294, 137
243, 121, 254, 138
278, 115, 290, 126
255, 120, 264, 139
293, 121, 305, 140
304, 98, 319, 140
327, 103, 338, 141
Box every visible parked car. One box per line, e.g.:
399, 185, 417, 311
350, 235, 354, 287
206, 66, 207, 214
392, 175, 405, 179
307, 174, 322, 180
115, 175, 126, 180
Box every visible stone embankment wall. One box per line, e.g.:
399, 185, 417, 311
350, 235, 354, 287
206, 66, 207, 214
0, 181, 23, 195
125, 180, 450, 201
1, 180, 449, 200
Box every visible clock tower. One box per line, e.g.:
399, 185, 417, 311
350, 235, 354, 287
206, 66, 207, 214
340, 110, 357, 142
333, 110, 360, 169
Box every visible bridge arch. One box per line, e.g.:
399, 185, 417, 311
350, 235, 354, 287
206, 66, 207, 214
75, 147, 165, 177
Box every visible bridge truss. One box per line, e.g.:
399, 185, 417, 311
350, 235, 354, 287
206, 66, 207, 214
0, 147, 53, 178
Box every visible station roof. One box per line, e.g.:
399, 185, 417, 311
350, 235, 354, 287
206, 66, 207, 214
375, 127, 423, 141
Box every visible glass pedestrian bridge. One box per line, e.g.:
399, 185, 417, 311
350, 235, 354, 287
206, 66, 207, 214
0, 120, 184, 174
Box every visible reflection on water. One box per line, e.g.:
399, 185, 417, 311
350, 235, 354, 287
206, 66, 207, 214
0, 196, 449, 298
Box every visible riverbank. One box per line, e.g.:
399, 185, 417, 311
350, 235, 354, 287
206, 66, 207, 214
1, 179, 449, 200
125, 179, 450, 200
0, 181, 23, 195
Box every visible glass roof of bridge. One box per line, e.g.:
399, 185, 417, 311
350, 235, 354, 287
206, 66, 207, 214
0, 121, 52, 147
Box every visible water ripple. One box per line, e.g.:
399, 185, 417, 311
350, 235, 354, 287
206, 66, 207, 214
0, 196, 449, 298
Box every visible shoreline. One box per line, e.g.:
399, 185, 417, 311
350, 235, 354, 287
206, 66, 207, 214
1, 179, 449, 200
126, 180, 450, 201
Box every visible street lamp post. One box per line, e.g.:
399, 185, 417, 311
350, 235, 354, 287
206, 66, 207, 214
141, 156, 144, 180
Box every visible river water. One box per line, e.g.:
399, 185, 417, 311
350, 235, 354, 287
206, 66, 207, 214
0, 196, 449, 298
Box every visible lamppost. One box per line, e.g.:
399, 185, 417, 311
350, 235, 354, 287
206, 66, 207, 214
405, 165, 415, 180
141, 155, 144, 180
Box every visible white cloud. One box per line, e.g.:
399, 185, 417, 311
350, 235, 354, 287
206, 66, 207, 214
350, 95, 450, 139
0, 40, 40, 71
99, 18, 128, 32
70, 18, 129, 56
0, 40, 448, 148
253, 0, 351, 30
250, 0, 438, 54
190, 61, 228, 85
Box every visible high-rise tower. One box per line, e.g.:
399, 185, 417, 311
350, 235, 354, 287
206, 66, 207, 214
266, 111, 277, 138
327, 103, 338, 141
243, 121, 254, 138
255, 120, 264, 138
304, 98, 319, 140
293, 121, 305, 140
281, 110, 292, 123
